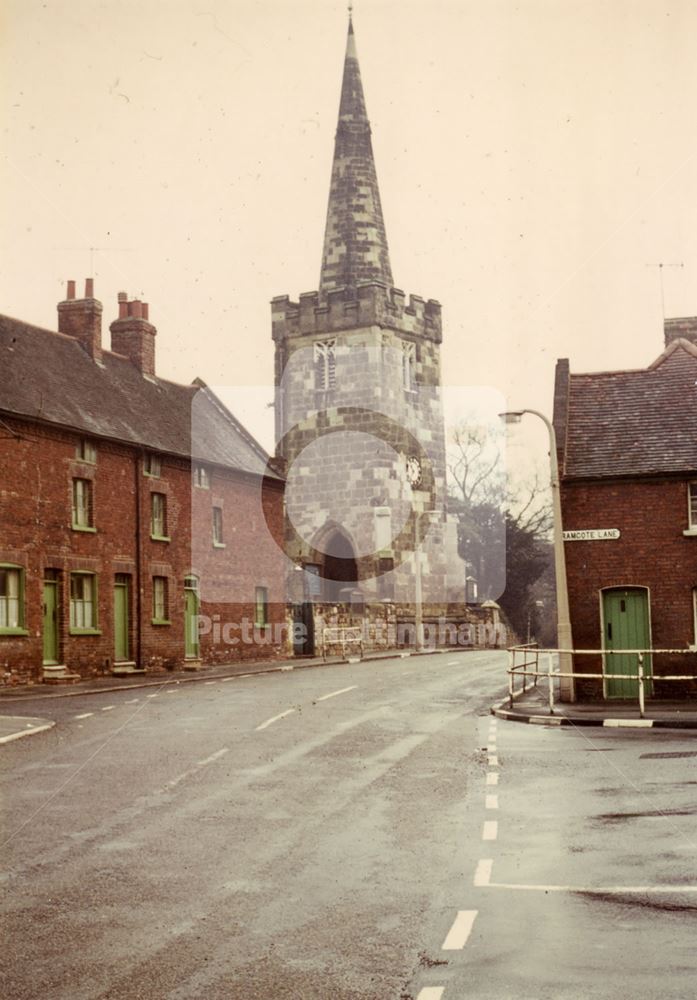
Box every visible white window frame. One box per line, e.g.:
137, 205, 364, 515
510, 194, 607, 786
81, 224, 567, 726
151, 492, 168, 539
194, 465, 210, 489
314, 339, 336, 391
144, 453, 162, 478
72, 477, 93, 529
76, 439, 97, 463
212, 506, 225, 547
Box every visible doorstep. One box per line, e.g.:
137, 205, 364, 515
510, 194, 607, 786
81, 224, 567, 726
111, 662, 146, 676
42, 664, 81, 685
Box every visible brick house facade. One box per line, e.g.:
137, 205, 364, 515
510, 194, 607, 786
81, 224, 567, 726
0, 281, 286, 685
553, 323, 697, 699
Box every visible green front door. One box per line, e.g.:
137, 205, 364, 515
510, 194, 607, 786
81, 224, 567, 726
184, 578, 200, 659
114, 575, 130, 662
42, 579, 59, 665
603, 588, 652, 698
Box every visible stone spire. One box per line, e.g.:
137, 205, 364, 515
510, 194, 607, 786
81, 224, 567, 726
319, 15, 394, 297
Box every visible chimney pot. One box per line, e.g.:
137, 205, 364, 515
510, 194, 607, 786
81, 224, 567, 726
67, 280, 76, 300
131, 299, 143, 319
85, 278, 94, 298
117, 291, 128, 302
142, 303, 149, 321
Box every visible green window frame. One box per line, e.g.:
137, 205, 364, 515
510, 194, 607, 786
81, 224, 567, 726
0, 564, 28, 635
150, 492, 169, 541
70, 572, 100, 633
212, 506, 225, 547
152, 576, 170, 624
72, 477, 95, 531
254, 585, 269, 628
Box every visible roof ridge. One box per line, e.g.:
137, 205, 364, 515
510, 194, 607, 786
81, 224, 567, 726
191, 378, 273, 467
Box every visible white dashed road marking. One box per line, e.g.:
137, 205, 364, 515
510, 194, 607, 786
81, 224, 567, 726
124, 699, 139, 704
482, 820, 498, 841
485, 794, 499, 810
474, 859, 493, 887
204, 681, 216, 685
447, 659, 459, 665
416, 990, 444, 1000
101, 706, 114, 712
488, 754, 499, 767
255, 708, 295, 731
198, 748, 230, 766
442, 909, 478, 950
316, 685, 358, 702
73, 712, 93, 720
486, 772, 499, 786
146, 694, 158, 698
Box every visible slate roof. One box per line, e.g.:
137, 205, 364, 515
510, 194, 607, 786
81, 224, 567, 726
0, 313, 280, 481
558, 339, 697, 480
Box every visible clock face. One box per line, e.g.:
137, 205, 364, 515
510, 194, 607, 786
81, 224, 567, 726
406, 456, 422, 487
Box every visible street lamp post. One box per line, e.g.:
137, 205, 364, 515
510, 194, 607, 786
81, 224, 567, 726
500, 409, 575, 702
413, 510, 438, 653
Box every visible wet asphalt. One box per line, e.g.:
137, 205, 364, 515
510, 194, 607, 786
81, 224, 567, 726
1, 651, 696, 1000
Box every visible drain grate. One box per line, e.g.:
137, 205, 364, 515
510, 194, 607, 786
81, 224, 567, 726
640, 751, 697, 759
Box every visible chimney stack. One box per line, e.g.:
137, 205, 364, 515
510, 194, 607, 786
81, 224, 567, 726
664, 316, 697, 349
57, 278, 102, 361
109, 292, 157, 377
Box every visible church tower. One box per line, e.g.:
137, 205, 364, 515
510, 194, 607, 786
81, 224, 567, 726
272, 14, 461, 612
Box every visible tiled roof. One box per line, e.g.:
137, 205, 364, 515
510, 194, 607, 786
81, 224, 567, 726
561, 339, 697, 479
0, 314, 280, 481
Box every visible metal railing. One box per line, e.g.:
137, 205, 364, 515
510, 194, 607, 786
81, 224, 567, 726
322, 626, 364, 661
508, 645, 697, 718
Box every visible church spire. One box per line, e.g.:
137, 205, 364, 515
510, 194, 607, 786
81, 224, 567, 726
319, 14, 393, 297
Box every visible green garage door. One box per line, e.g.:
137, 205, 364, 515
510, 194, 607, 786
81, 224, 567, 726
603, 588, 652, 699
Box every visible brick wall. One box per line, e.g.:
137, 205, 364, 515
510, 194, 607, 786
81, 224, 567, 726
561, 476, 697, 696
0, 415, 286, 684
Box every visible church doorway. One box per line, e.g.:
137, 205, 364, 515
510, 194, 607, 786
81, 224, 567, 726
318, 527, 358, 602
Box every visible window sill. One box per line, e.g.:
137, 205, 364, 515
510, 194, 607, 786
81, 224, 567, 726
72, 524, 97, 533
69, 628, 102, 636
150, 534, 171, 543
0, 628, 29, 637
151, 618, 171, 626
683, 528, 697, 537
213, 541, 226, 549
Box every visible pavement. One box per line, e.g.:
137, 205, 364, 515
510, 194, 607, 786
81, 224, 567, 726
493, 681, 697, 729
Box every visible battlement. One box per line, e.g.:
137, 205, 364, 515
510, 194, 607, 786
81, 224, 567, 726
271, 282, 442, 344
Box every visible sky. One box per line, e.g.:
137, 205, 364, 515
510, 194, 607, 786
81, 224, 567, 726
3, 0, 697, 472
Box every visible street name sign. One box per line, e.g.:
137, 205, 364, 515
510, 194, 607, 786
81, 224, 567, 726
563, 528, 620, 541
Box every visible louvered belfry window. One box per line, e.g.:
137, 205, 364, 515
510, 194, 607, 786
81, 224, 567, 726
314, 339, 336, 390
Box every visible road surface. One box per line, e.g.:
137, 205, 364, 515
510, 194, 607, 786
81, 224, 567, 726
1, 650, 696, 999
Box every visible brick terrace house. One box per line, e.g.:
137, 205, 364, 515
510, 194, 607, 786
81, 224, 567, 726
0, 280, 286, 685
553, 320, 697, 699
